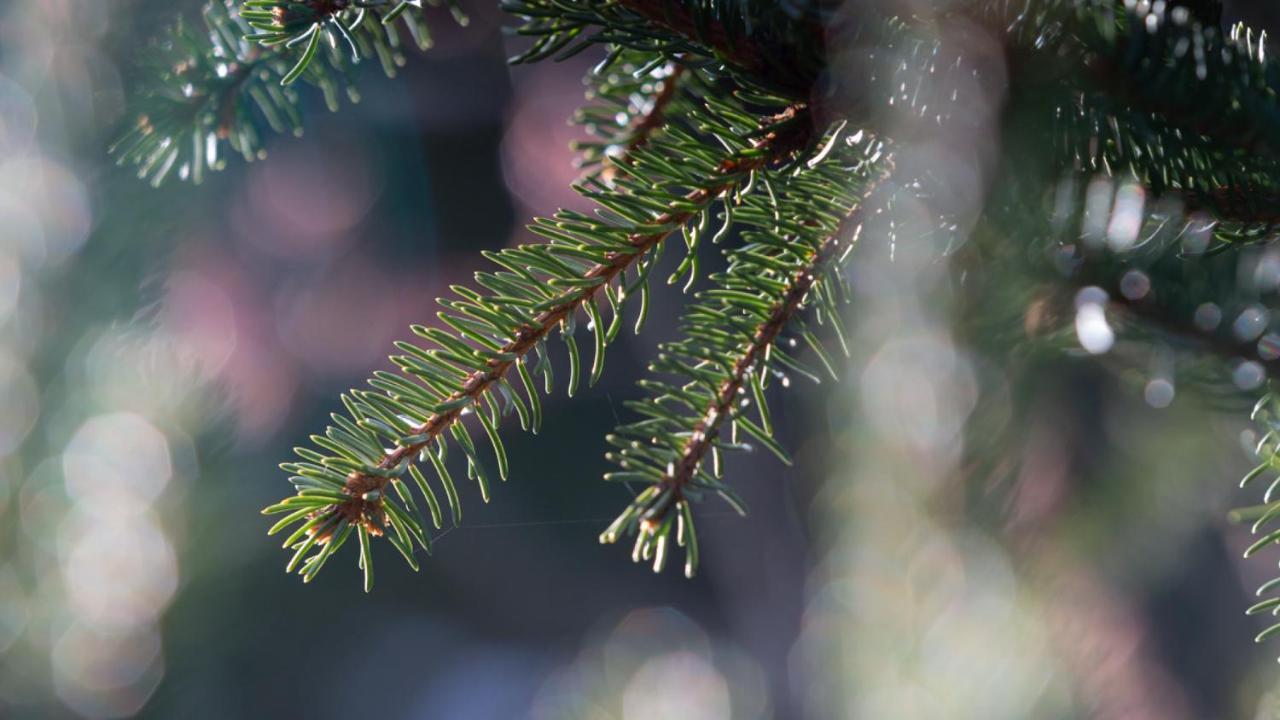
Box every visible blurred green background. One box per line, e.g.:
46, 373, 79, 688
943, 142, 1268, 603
1, 1, 1280, 718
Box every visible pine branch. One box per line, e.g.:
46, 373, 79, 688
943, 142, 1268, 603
1235, 391, 1280, 654
617, 63, 685, 159
1026, 4, 1280, 232
112, 0, 454, 185
967, 1, 1273, 161
263, 70, 816, 587
599, 129, 888, 575
609, 0, 828, 98
241, 0, 464, 83
1090, 9, 1277, 159
503, 0, 833, 99
610, 0, 771, 71
574, 53, 688, 178
812, 5, 1280, 241
667, 212, 850, 480
342, 108, 808, 497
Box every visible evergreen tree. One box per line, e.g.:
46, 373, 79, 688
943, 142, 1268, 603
114, 0, 1280, 662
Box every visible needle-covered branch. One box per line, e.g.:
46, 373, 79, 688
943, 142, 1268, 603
111, 0, 456, 185
263, 67, 815, 589
573, 52, 688, 179
1235, 392, 1280, 648
503, 0, 834, 99
600, 128, 889, 576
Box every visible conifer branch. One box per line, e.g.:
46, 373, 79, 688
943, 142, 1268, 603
611, 0, 767, 72
816, 4, 1280, 243
599, 129, 888, 575
619, 63, 685, 159
609, 0, 826, 97
1087, 8, 1276, 159
241, 0, 465, 83
339, 106, 809, 500
664, 213, 860, 496
504, 0, 831, 98
1236, 392, 1280, 651
575, 55, 688, 180
112, 0, 453, 185
263, 73, 816, 587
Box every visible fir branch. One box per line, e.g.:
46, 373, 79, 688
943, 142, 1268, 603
111, 2, 279, 185
112, 0, 453, 185
241, 0, 464, 83
1014, 3, 1280, 223
340, 106, 808, 499
618, 63, 685, 159
1087, 8, 1277, 159
609, 0, 827, 97
574, 53, 688, 178
968, 1, 1260, 158
812, 4, 1280, 242
668, 211, 853, 485
503, 0, 833, 99
1236, 391, 1280, 655
611, 0, 771, 72
599, 129, 888, 575
659, 158, 892, 496
264, 76, 816, 587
